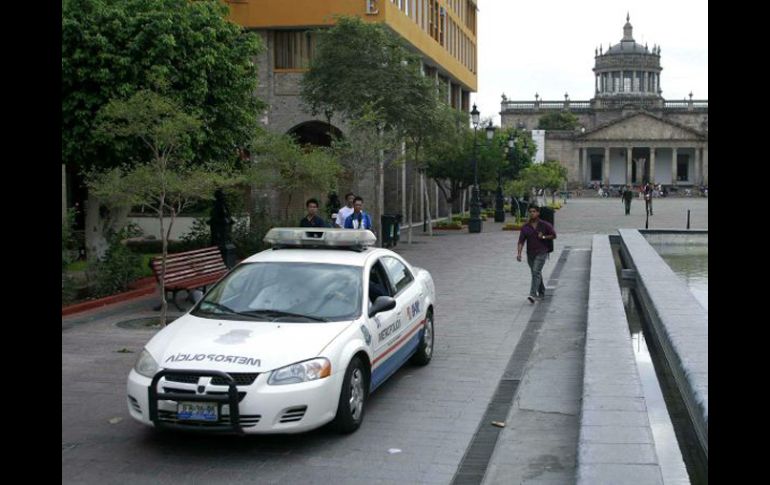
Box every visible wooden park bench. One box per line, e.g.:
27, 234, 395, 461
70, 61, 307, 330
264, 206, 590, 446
150, 247, 229, 311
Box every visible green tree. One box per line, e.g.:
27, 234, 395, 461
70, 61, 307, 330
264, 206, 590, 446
63, 0, 263, 259
301, 16, 433, 242
517, 160, 569, 204
537, 111, 579, 130
87, 90, 241, 326
62, 0, 264, 171
248, 132, 342, 220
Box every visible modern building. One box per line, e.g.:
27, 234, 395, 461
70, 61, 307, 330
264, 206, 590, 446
500, 15, 708, 189
227, 0, 479, 218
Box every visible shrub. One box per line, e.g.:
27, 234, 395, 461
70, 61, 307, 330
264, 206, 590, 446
62, 209, 79, 305
433, 221, 463, 230
90, 226, 144, 297
179, 217, 212, 251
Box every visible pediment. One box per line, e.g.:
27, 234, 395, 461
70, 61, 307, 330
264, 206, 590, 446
582, 112, 704, 141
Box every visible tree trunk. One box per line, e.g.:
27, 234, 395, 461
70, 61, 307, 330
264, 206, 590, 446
84, 194, 129, 263
158, 195, 168, 327
461, 190, 466, 216
423, 172, 433, 236
376, 128, 385, 245
407, 163, 414, 244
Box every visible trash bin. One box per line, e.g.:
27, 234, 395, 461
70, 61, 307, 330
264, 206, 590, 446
538, 206, 555, 227
381, 214, 402, 248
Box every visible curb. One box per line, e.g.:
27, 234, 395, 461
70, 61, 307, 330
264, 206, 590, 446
62, 285, 156, 317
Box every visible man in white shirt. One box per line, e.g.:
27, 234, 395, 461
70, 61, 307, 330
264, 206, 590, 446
335, 192, 356, 228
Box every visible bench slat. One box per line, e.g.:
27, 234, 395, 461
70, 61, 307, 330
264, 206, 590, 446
150, 247, 229, 291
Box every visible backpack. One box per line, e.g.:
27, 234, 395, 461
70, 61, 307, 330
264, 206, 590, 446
539, 221, 554, 253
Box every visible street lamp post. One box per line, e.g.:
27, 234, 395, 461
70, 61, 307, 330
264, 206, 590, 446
495, 133, 515, 223
469, 106, 495, 234
469, 105, 482, 233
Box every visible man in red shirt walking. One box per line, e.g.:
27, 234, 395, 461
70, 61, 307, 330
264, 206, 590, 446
517, 205, 557, 303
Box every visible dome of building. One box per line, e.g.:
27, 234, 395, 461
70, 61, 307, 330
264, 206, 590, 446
593, 14, 662, 101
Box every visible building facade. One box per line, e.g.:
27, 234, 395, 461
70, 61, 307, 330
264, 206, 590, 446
227, 0, 479, 219
500, 16, 708, 189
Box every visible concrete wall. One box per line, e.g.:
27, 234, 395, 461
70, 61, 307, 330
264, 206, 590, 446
577, 234, 664, 484
618, 229, 708, 460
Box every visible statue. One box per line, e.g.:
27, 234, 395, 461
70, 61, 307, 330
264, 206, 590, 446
208, 188, 233, 249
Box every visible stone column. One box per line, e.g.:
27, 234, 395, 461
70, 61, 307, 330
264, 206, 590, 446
580, 147, 587, 183
703, 147, 708, 185
620, 70, 624, 92
650, 147, 656, 183
643, 72, 647, 93
672, 147, 678, 185
603, 147, 610, 186
626, 147, 633, 184
595, 74, 599, 93
694, 147, 701, 185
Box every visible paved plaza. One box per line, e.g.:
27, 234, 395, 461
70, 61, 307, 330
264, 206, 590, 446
62, 197, 707, 484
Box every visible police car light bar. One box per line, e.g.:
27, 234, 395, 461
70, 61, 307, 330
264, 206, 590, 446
264, 228, 377, 249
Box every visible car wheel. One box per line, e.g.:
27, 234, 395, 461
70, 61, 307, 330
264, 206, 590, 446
332, 356, 367, 434
410, 310, 434, 366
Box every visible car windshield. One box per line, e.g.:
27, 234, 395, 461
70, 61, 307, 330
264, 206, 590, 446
191, 262, 363, 322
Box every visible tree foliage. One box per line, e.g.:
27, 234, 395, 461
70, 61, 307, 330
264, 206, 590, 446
301, 15, 428, 131
87, 90, 242, 325
537, 111, 579, 131
62, 0, 264, 171
248, 132, 342, 218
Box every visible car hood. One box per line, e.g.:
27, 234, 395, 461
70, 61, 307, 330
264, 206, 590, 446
146, 314, 353, 372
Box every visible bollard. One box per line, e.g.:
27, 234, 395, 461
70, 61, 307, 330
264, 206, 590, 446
687, 209, 691, 229
645, 211, 649, 229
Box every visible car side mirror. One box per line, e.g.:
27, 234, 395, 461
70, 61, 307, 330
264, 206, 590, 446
368, 296, 396, 318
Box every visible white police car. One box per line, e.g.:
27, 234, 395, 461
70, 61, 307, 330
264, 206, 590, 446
127, 228, 435, 434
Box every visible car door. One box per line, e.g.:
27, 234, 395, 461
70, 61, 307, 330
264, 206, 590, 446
380, 255, 423, 355
367, 259, 399, 357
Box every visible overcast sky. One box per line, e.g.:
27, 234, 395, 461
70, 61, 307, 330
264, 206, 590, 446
470, 1, 708, 126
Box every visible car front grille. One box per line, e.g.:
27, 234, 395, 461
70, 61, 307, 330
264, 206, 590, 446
157, 410, 262, 428
279, 406, 307, 423
162, 387, 247, 402
163, 373, 259, 386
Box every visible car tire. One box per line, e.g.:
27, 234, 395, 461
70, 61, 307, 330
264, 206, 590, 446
410, 310, 434, 366
332, 356, 367, 434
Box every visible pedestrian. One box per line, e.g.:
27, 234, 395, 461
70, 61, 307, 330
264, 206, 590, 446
644, 182, 654, 215
299, 198, 330, 228
622, 184, 633, 215
516, 205, 556, 304
335, 192, 356, 228
344, 196, 373, 230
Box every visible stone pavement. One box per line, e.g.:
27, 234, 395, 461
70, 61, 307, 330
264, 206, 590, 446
62, 198, 707, 484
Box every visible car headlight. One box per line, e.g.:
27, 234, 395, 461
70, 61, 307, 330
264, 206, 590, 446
268, 358, 331, 385
134, 349, 159, 378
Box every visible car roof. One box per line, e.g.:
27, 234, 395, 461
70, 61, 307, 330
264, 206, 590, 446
241, 247, 398, 267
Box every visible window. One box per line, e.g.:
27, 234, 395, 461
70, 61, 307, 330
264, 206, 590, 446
369, 261, 393, 304
381, 257, 414, 295
274, 30, 315, 69
591, 156, 603, 180
677, 155, 689, 181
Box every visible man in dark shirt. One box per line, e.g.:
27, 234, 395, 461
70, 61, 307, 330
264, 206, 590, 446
299, 198, 330, 228
622, 185, 634, 215
644, 183, 654, 215
516, 205, 556, 303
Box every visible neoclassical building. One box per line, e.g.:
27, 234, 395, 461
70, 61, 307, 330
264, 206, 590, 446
500, 16, 708, 188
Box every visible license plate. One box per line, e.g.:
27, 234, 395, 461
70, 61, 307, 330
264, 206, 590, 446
177, 402, 218, 422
